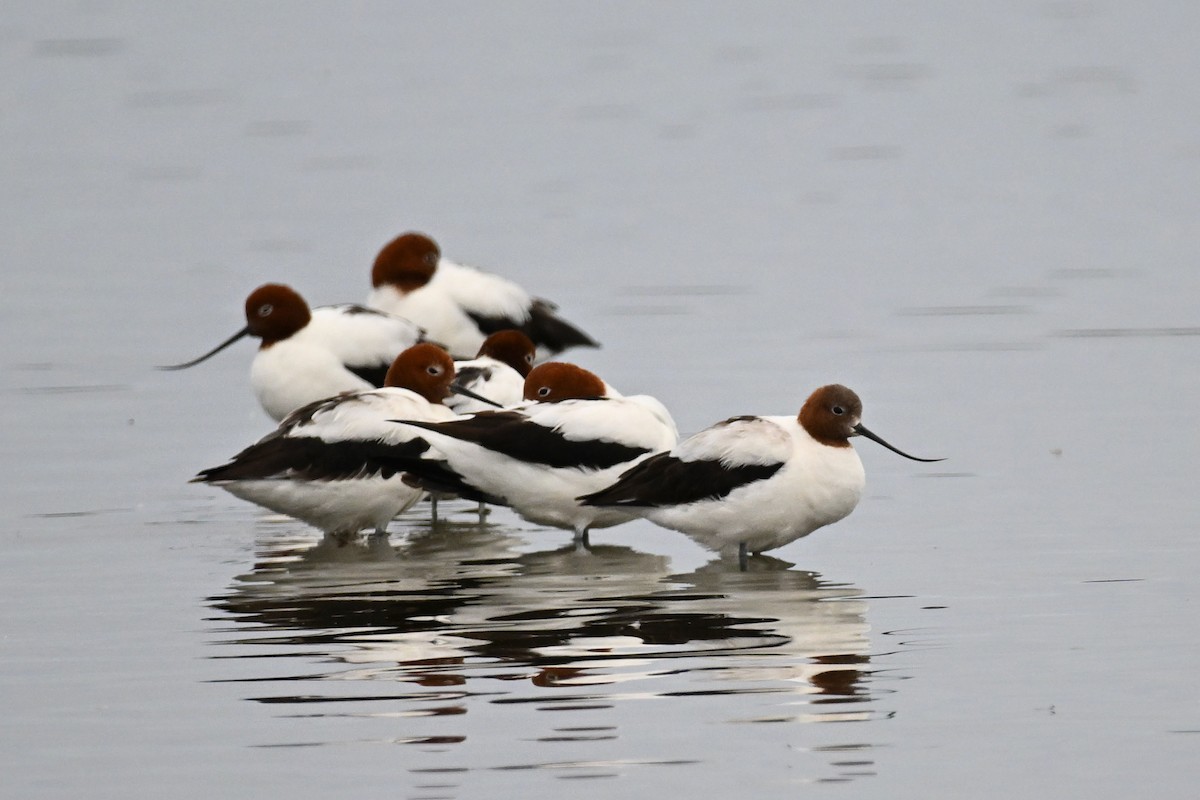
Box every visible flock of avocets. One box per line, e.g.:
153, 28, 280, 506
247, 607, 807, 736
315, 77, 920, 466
162, 231, 942, 569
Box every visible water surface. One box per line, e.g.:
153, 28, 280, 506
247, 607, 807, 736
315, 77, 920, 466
3, 3, 1199, 798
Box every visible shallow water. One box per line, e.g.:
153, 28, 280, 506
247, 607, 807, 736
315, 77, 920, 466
210, 521, 879, 784
4, 3, 1200, 798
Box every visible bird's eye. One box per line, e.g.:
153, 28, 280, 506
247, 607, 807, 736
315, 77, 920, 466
537, 386, 551, 397
832, 405, 845, 416
423, 253, 438, 267
258, 303, 273, 317
524, 354, 534, 364
427, 365, 443, 375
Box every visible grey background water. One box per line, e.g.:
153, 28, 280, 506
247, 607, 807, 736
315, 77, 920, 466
3, 3, 1198, 797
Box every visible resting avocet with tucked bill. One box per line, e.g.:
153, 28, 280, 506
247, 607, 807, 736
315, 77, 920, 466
192, 343, 467, 540
158, 283, 424, 421
386, 362, 677, 546
446, 329, 537, 414
580, 384, 943, 569
366, 232, 599, 360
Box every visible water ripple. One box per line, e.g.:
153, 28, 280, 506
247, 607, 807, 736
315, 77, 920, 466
206, 519, 904, 784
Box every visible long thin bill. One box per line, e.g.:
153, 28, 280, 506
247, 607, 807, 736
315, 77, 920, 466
156, 327, 250, 370
853, 423, 944, 462
449, 383, 504, 408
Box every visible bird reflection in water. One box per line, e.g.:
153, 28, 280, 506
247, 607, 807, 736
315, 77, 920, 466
212, 523, 874, 702
208, 514, 887, 783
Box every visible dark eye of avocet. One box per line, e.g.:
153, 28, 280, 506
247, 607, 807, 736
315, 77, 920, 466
258, 304, 273, 317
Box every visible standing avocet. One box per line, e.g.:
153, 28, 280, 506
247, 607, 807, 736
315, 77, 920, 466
447, 329, 537, 414
366, 232, 598, 359
580, 384, 943, 569
385, 362, 677, 546
192, 343, 472, 539
159, 282, 424, 421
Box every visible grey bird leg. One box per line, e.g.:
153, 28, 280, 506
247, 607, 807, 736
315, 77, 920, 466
573, 524, 592, 551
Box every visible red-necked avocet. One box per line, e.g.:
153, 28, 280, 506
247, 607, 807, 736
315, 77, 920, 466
159, 282, 424, 421
580, 384, 943, 569
384, 362, 677, 546
446, 329, 537, 415
366, 232, 598, 360
192, 343, 483, 539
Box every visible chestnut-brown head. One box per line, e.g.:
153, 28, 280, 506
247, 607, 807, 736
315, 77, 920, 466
799, 383, 943, 461
523, 362, 607, 402
156, 282, 314, 371
798, 384, 862, 448
243, 283, 312, 345
384, 343, 456, 403
371, 232, 441, 293
477, 330, 537, 377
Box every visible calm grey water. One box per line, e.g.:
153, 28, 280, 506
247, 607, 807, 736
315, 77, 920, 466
3, 3, 1199, 798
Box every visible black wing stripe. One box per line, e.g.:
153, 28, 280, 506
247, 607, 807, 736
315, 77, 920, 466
580, 454, 783, 507
465, 298, 598, 355
526, 299, 599, 352
195, 436, 432, 483
399, 466, 505, 505
336, 304, 387, 317
464, 311, 522, 337
401, 413, 649, 470
346, 363, 390, 388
